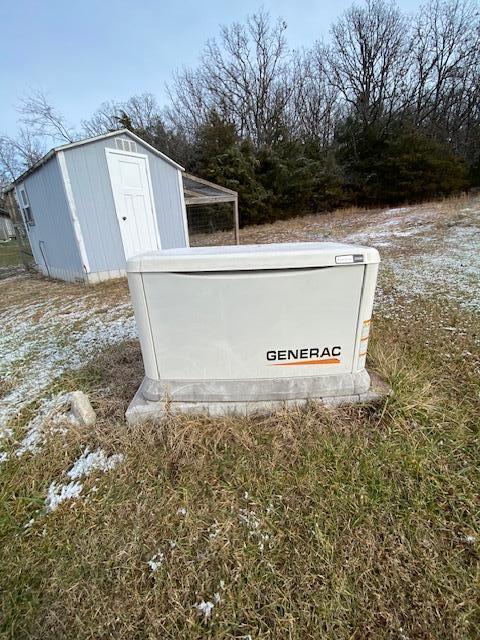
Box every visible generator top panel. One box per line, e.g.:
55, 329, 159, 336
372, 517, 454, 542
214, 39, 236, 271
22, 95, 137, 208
126, 242, 380, 273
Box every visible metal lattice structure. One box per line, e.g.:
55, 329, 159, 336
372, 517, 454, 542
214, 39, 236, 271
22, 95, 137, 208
183, 173, 239, 247
3, 190, 34, 270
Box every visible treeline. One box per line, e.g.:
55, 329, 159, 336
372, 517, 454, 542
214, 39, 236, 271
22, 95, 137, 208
2, 0, 480, 226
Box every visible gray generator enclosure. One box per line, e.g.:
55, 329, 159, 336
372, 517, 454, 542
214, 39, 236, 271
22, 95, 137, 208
10, 129, 188, 283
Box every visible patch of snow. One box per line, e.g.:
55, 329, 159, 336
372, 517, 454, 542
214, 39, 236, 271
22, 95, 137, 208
177, 507, 187, 516
194, 600, 215, 618
43, 447, 124, 513
45, 480, 83, 512
258, 533, 270, 552
0, 293, 136, 428
239, 508, 271, 552
386, 206, 410, 214
385, 224, 480, 312
66, 447, 124, 479
208, 522, 221, 540
345, 221, 433, 246
148, 552, 165, 572
15, 393, 71, 458
193, 580, 225, 618
238, 509, 261, 531
0, 426, 13, 443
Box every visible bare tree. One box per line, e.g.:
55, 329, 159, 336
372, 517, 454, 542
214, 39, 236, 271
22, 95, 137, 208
82, 93, 163, 136
411, 0, 480, 154
81, 100, 122, 136
168, 10, 293, 146
0, 130, 45, 185
0, 137, 22, 186
2, 0, 479, 196
290, 49, 342, 146
324, 0, 412, 131
0, 91, 73, 183
124, 93, 161, 130
17, 90, 77, 143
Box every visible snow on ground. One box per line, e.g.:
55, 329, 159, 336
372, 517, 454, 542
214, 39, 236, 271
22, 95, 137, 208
13, 393, 71, 457
194, 600, 215, 618
387, 224, 480, 313
45, 447, 124, 512
0, 283, 136, 428
1, 195, 479, 444
67, 447, 124, 479
192, 581, 226, 618
338, 203, 480, 313
46, 480, 83, 512
238, 195, 480, 314
148, 552, 165, 572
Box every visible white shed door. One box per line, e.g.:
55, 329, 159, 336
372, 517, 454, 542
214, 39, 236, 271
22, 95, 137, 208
106, 149, 160, 260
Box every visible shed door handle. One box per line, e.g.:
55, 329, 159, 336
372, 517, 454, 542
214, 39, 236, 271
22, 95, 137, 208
122, 216, 127, 221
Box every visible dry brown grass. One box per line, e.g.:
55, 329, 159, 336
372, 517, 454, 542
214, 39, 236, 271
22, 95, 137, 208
188, 192, 479, 253
1, 193, 479, 639
0, 272, 130, 315
1, 292, 479, 639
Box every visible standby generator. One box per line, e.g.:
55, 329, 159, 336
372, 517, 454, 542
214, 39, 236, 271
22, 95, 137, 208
126, 242, 380, 421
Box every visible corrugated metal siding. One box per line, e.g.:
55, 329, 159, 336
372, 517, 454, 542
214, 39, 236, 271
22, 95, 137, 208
63, 134, 187, 275
17, 156, 84, 281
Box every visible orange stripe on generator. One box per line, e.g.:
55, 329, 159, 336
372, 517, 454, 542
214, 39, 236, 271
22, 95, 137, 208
272, 358, 341, 366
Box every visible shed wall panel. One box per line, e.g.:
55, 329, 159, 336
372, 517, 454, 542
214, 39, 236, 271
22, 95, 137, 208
64, 133, 187, 276
17, 157, 84, 281
63, 142, 125, 273
103, 136, 187, 250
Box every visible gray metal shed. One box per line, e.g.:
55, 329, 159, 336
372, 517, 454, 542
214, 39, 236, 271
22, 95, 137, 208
8, 129, 189, 283
0, 209, 15, 242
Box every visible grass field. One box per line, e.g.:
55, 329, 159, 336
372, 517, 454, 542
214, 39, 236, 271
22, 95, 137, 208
0, 196, 479, 638
0, 240, 23, 281
0, 240, 21, 266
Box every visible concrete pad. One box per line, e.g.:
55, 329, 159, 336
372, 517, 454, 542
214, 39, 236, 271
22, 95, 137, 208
125, 369, 392, 424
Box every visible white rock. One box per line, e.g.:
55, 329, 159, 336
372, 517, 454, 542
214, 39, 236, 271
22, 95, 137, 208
68, 391, 96, 426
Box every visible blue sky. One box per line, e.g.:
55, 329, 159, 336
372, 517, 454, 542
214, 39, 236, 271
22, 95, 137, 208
1, 0, 419, 138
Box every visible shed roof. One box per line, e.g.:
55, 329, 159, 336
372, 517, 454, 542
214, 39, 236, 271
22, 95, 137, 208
3, 131, 239, 208
182, 173, 237, 206
5, 129, 184, 190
